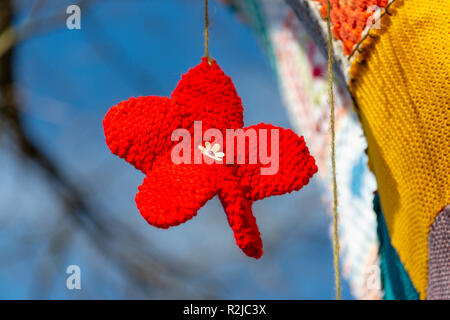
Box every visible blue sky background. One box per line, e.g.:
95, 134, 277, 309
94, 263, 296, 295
0, 0, 352, 299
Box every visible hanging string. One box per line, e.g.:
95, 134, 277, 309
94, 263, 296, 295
203, 0, 340, 299
204, 0, 212, 64
326, 0, 341, 300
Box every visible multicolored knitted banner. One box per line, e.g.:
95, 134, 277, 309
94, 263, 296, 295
347, 0, 450, 299
283, 0, 449, 299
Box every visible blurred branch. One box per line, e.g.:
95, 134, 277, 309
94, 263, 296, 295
0, 0, 91, 58
0, 0, 219, 298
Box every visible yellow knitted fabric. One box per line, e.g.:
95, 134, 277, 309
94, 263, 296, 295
349, 0, 450, 299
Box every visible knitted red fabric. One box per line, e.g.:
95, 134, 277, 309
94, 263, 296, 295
103, 58, 317, 258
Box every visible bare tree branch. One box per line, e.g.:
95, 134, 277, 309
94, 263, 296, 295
0, 0, 220, 299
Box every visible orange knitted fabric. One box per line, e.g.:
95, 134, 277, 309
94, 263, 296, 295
314, 0, 390, 55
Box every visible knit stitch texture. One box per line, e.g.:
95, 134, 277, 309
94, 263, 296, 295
427, 206, 450, 300
314, 0, 390, 55
350, 0, 450, 298
374, 193, 419, 300
103, 58, 317, 258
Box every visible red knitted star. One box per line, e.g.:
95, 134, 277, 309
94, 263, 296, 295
103, 58, 317, 258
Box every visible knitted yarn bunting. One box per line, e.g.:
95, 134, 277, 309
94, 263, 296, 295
103, 58, 317, 258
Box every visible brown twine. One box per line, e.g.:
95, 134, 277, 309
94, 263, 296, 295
204, 0, 212, 65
